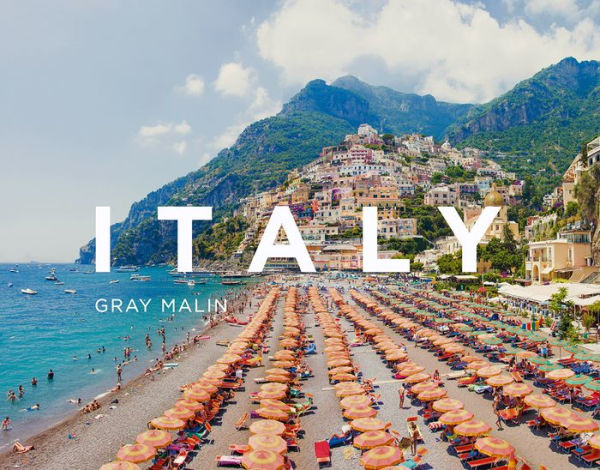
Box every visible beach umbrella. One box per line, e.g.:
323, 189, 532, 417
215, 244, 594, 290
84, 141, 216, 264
523, 394, 556, 409
404, 372, 430, 384
353, 430, 394, 450
455, 420, 492, 437
343, 406, 378, 420
540, 406, 573, 426
475, 437, 514, 458
183, 389, 211, 402
586, 380, 600, 392
477, 366, 502, 378
135, 430, 173, 448
417, 388, 447, 402
503, 382, 533, 398
350, 418, 387, 432
250, 419, 286, 435
432, 398, 464, 413
411, 381, 438, 394
439, 409, 474, 425
100, 462, 140, 470
360, 445, 404, 469
116, 444, 156, 464
486, 375, 514, 388
256, 407, 289, 421
248, 434, 288, 455
164, 407, 195, 420
175, 399, 204, 412
563, 415, 599, 433
547, 368, 575, 381
241, 449, 284, 470
150, 416, 185, 430
565, 375, 592, 387
589, 434, 600, 450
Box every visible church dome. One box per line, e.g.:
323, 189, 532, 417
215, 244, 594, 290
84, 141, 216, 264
484, 184, 504, 207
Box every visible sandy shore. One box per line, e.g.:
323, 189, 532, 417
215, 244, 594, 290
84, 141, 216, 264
0, 288, 255, 470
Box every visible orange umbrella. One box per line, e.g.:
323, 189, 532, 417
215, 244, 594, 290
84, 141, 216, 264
411, 381, 438, 394
523, 394, 556, 409
475, 436, 514, 458
150, 416, 185, 430
477, 366, 502, 378
563, 415, 599, 433
116, 444, 156, 464
175, 399, 204, 412
404, 372, 430, 384
350, 418, 387, 432
547, 368, 576, 381
439, 409, 474, 425
432, 398, 464, 413
486, 375, 514, 387
340, 395, 372, 409
100, 462, 140, 470
353, 430, 394, 450
417, 388, 447, 402
256, 407, 290, 421
249, 419, 286, 435
360, 445, 404, 469
540, 406, 573, 426
248, 434, 288, 454
503, 383, 533, 397
164, 407, 195, 420
343, 406, 378, 420
183, 389, 210, 402
455, 420, 492, 437
241, 449, 285, 470
135, 429, 173, 448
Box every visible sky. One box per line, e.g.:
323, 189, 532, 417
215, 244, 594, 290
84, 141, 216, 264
1, 0, 600, 262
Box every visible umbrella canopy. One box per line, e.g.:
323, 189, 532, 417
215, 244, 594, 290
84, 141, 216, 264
100, 462, 141, 470
249, 419, 286, 435
248, 434, 288, 454
486, 375, 514, 388
350, 418, 387, 432
116, 444, 156, 464
340, 395, 372, 409
477, 366, 502, 378
439, 409, 474, 425
503, 383, 533, 397
563, 415, 599, 433
523, 394, 556, 409
150, 416, 185, 430
417, 388, 447, 402
432, 398, 464, 413
455, 420, 492, 437
241, 449, 284, 470
540, 406, 573, 426
353, 430, 394, 450
256, 407, 290, 421
359, 445, 404, 469
343, 406, 378, 420
475, 437, 514, 458
547, 368, 576, 381
135, 430, 173, 448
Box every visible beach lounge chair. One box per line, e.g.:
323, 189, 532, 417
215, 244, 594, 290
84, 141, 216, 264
215, 455, 242, 467
235, 412, 249, 430
314, 440, 331, 467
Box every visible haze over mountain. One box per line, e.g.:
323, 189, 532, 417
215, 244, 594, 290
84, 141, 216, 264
79, 57, 600, 266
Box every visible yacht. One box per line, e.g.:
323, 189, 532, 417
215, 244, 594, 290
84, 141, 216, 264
21, 288, 37, 295
117, 265, 140, 273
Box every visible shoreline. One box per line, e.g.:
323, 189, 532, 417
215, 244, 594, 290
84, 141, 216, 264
0, 285, 254, 469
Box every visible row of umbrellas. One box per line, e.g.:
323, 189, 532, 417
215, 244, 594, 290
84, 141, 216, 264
100, 287, 282, 470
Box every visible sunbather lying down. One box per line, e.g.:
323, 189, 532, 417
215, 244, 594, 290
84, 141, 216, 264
13, 441, 34, 453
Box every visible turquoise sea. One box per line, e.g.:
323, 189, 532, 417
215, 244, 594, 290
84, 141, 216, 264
0, 264, 238, 450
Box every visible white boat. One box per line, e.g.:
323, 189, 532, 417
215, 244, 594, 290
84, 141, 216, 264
21, 288, 37, 295
109, 280, 120, 284
117, 265, 140, 273
64, 289, 77, 294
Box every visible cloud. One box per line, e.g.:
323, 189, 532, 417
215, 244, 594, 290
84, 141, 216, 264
178, 74, 205, 96
256, 0, 600, 103
214, 62, 254, 97
136, 120, 191, 153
